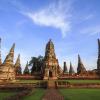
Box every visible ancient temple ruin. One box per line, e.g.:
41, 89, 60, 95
0, 38, 100, 80
14, 54, 22, 75
63, 62, 68, 73
77, 54, 86, 74
0, 43, 15, 81
0, 39, 22, 81
43, 39, 62, 80
69, 62, 75, 75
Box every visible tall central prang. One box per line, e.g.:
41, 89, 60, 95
43, 39, 61, 80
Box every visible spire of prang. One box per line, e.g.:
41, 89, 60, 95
45, 39, 56, 60
23, 61, 29, 74
78, 54, 82, 64
69, 62, 75, 74
15, 54, 22, 74
15, 54, 21, 68
26, 61, 28, 68
63, 61, 68, 73
77, 54, 86, 74
98, 39, 100, 58
3, 43, 15, 66
97, 39, 100, 70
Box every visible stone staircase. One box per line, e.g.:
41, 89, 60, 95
47, 80, 56, 88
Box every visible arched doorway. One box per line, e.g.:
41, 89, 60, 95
49, 71, 52, 77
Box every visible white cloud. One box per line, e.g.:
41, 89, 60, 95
23, 0, 72, 38
84, 14, 94, 20
80, 25, 100, 35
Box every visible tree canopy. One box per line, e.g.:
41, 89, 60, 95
29, 55, 44, 74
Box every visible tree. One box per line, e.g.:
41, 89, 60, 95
29, 55, 44, 74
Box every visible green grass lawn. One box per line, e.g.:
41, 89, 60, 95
59, 89, 100, 100
23, 89, 46, 100
57, 80, 100, 83
0, 92, 16, 100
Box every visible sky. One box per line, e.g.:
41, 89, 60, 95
0, 0, 100, 72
